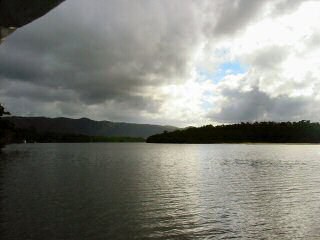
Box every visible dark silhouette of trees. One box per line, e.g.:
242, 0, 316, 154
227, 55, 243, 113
1, 107, 145, 144
12, 129, 145, 143
147, 121, 320, 143
0, 103, 13, 151
0, 103, 10, 116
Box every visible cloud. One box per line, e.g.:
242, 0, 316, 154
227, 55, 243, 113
271, 0, 308, 16
1, 0, 320, 126
0, 0, 205, 123
246, 46, 289, 70
205, 0, 266, 37
208, 87, 312, 123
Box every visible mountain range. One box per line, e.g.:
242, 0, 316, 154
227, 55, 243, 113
6, 116, 177, 138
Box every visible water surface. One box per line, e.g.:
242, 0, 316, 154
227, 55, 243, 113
1, 143, 320, 239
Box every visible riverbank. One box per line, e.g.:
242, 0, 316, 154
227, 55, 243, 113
147, 121, 320, 144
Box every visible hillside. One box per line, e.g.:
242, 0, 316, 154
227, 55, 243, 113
146, 121, 320, 143
6, 116, 177, 139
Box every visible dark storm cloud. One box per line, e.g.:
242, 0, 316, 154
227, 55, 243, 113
209, 88, 311, 123
1, 79, 75, 102
204, 0, 307, 38
0, 0, 204, 120
206, 0, 265, 36
0, 0, 316, 124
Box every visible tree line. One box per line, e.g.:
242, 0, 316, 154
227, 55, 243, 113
0, 103, 144, 151
147, 121, 320, 143
0, 103, 14, 150
13, 127, 145, 143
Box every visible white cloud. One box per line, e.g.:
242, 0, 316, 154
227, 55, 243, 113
1, 0, 320, 126
204, 1, 320, 123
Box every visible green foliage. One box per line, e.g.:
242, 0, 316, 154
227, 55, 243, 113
146, 121, 320, 143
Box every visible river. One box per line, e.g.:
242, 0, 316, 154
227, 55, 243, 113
1, 143, 320, 239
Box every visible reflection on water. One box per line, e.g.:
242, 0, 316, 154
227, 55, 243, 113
1, 143, 320, 239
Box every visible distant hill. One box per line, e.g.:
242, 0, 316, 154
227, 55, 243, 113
147, 121, 320, 143
6, 116, 177, 138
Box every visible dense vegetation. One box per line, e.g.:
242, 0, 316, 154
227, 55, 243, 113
147, 121, 320, 143
2, 126, 145, 145
12, 128, 145, 143
0, 104, 13, 150
0, 105, 145, 146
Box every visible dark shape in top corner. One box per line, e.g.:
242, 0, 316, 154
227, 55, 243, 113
0, 0, 65, 42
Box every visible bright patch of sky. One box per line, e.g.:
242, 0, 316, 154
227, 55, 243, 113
2, 0, 320, 126
198, 61, 248, 84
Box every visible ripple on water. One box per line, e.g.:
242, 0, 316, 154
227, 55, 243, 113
1, 143, 320, 239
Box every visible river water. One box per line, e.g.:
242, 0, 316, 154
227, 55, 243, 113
1, 143, 320, 239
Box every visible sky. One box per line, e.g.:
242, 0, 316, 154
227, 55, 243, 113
1, 0, 320, 127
